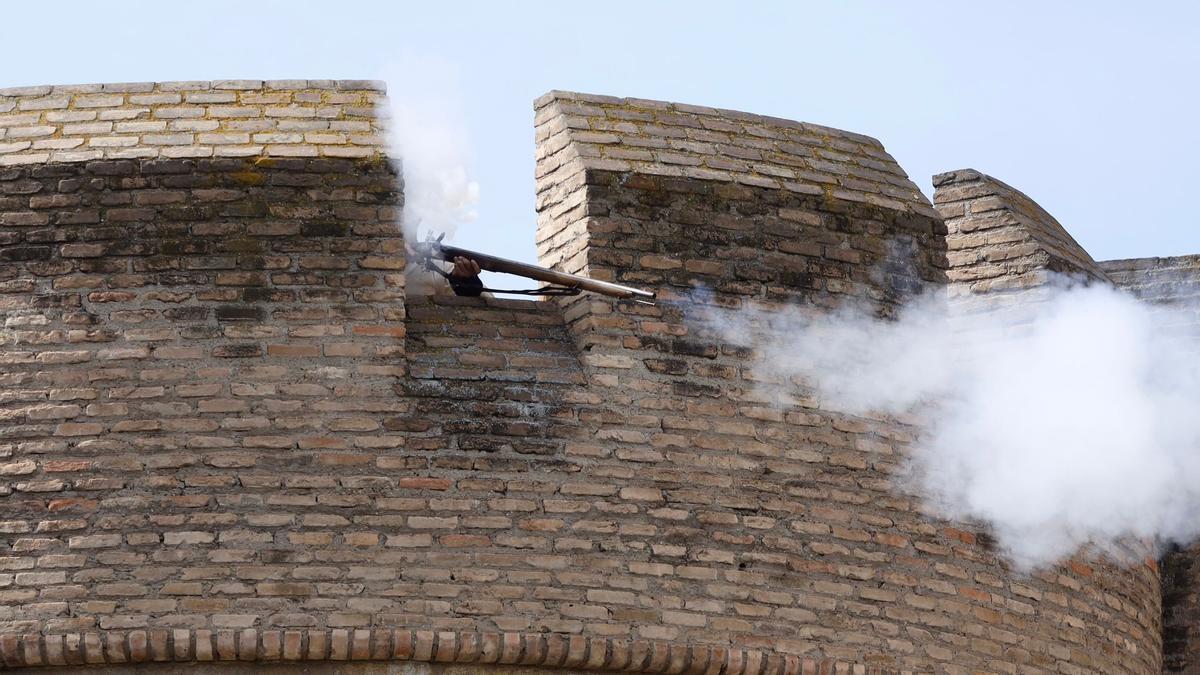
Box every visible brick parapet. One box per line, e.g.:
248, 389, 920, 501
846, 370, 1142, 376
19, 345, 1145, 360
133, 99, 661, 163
1100, 254, 1200, 305
533, 91, 936, 218
932, 169, 1108, 296
1098, 254, 1200, 672
0, 80, 386, 166
533, 90, 948, 345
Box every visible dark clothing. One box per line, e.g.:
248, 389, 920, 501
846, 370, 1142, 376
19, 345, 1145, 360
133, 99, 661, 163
449, 273, 484, 297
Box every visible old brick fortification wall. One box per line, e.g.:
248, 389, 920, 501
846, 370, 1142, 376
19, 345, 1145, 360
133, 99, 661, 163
1098, 255, 1200, 673
933, 169, 1200, 673
529, 92, 1160, 674
0, 83, 1166, 674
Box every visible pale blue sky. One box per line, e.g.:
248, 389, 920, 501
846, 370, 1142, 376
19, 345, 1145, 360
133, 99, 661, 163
3, 1, 1196, 270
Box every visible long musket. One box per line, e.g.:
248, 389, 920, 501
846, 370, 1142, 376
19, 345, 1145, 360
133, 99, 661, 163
411, 234, 656, 303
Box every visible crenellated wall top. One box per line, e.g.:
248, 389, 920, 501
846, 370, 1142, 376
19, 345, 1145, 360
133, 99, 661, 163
0, 80, 388, 166
535, 90, 937, 218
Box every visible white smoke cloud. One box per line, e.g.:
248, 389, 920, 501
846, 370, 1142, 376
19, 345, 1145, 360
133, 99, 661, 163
696, 279, 1200, 569
378, 55, 480, 242
376, 55, 481, 295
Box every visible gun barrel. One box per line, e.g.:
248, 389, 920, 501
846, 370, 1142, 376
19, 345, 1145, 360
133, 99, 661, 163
430, 244, 656, 301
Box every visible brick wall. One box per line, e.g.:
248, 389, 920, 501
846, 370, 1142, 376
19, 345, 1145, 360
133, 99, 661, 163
532, 92, 1161, 674
934, 171, 1200, 674
0, 84, 1169, 674
1100, 255, 1200, 673
931, 169, 1177, 673
1102, 255, 1200, 305
932, 169, 1109, 299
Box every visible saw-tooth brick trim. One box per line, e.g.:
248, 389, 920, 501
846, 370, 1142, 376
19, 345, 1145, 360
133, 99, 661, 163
0, 630, 913, 674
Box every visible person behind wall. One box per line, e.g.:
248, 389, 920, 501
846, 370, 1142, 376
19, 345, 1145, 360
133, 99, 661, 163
405, 243, 485, 297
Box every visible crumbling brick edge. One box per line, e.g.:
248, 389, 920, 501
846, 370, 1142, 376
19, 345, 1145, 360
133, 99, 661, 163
0, 629, 915, 674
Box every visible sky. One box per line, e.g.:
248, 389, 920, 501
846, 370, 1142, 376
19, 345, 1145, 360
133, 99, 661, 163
3, 0, 1197, 272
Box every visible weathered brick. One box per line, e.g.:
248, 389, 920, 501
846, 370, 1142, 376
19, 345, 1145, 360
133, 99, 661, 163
67, 534, 123, 549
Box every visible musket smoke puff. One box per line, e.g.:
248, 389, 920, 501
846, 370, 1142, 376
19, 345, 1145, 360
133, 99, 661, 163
378, 57, 481, 295
698, 280, 1200, 569
379, 57, 480, 240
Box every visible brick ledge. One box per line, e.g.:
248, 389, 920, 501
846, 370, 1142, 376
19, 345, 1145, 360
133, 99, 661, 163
0, 629, 912, 674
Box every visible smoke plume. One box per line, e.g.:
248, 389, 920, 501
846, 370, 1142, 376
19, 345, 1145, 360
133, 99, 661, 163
377, 56, 480, 295
698, 279, 1200, 569
379, 57, 480, 242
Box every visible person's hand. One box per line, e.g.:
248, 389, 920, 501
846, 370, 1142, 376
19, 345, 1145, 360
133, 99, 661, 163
450, 256, 481, 278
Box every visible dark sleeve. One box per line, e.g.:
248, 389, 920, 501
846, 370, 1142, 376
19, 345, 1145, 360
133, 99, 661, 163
449, 274, 484, 297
